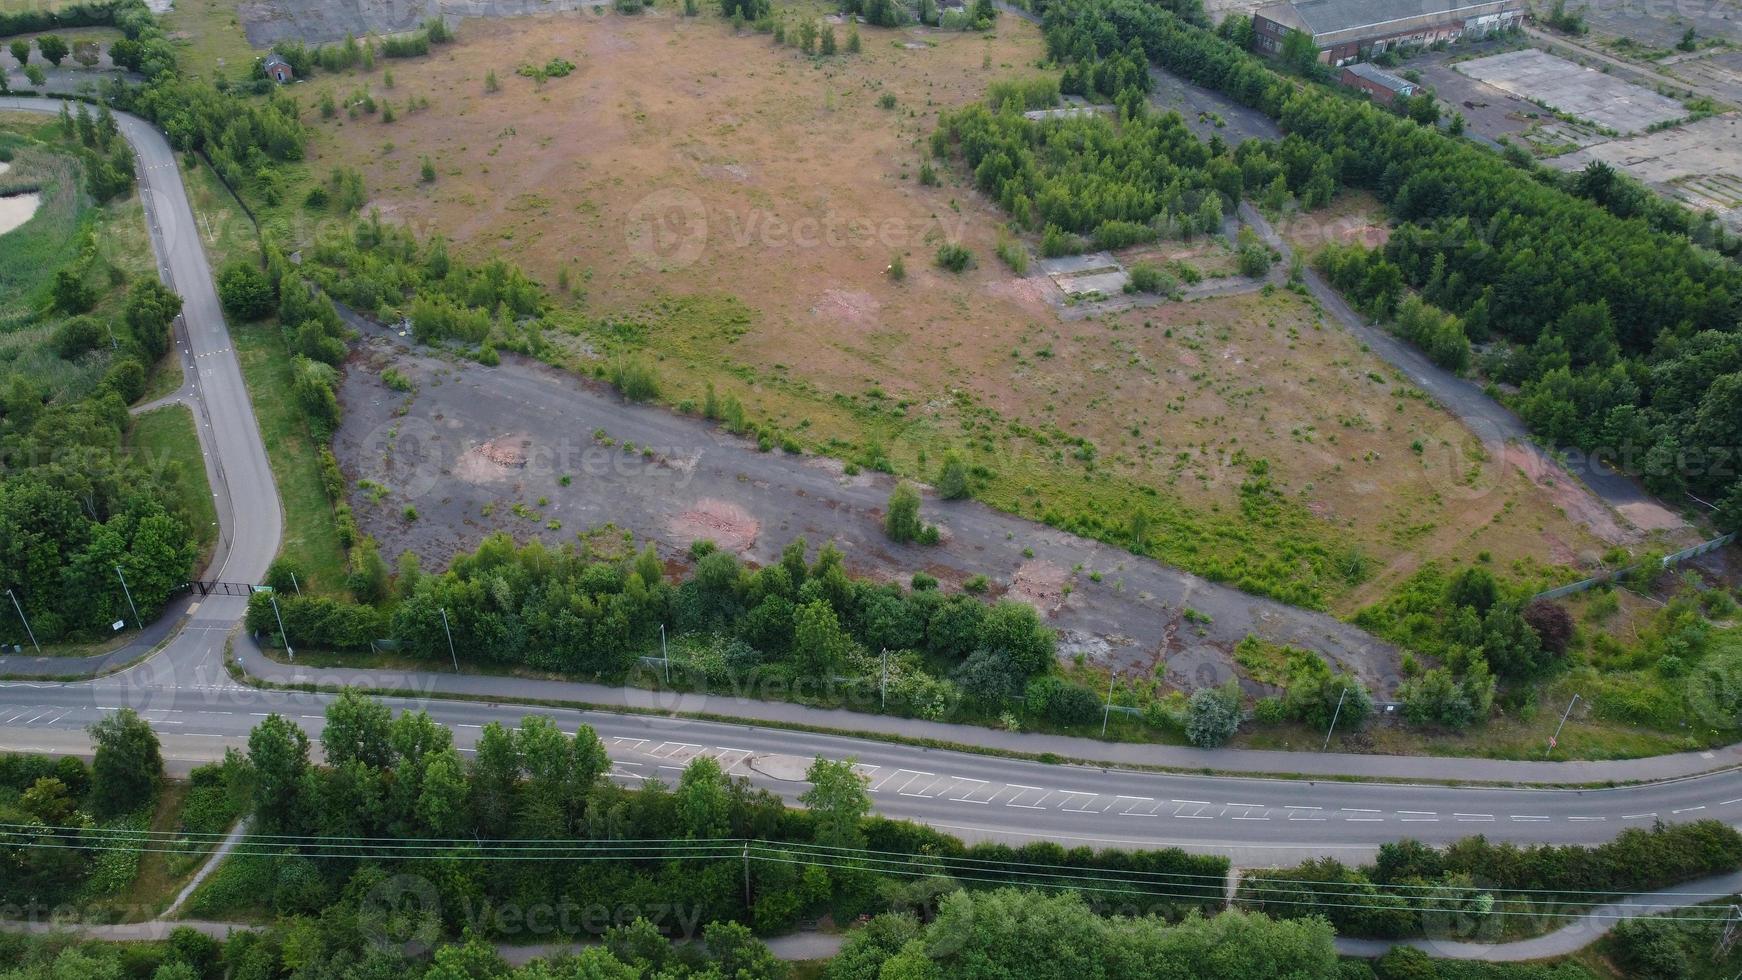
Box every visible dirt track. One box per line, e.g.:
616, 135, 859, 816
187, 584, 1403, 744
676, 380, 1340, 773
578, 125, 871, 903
333, 324, 1401, 695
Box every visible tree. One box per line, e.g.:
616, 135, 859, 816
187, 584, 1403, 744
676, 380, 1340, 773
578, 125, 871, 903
1521, 599, 1574, 656
51, 267, 95, 315
794, 598, 851, 676
246, 714, 310, 830
8, 39, 28, 67
421, 156, 436, 182
23, 64, 45, 88
88, 708, 162, 815
1279, 29, 1318, 75
1608, 918, 1690, 980
36, 34, 69, 67
800, 756, 870, 848
123, 280, 183, 361
465, 721, 520, 837
1185, 680, 1241, 747
676, 756, 732, 838
217, 262, 275, 321
936, 452, 970, 499
322, 689, 394, 769
885, 482, 922, 543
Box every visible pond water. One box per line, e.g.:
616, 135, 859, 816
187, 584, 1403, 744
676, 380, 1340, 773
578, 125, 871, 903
0, 191, 42, 236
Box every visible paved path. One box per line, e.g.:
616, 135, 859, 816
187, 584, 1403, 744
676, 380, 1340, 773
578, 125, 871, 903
163, 820, 249, 918
1335, 868, 1742, 961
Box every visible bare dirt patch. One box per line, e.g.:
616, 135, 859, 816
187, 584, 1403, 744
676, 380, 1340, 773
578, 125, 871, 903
454, 434, 530, 483
1008, 559, 1070, 615
668, 498, 761, 554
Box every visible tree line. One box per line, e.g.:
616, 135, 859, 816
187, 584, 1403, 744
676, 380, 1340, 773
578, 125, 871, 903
245, 531, 1122, 731
204, 693, 1225, 937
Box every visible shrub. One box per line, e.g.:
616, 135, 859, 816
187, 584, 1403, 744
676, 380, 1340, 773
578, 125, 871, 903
936, 452, 970, 499
885, 482, 923, 543
935, 243, 972, 272
1185, 681, 1241, 747
610, 358, 660, 402
1125, 262, 1175, 295
217, 262, 276, 321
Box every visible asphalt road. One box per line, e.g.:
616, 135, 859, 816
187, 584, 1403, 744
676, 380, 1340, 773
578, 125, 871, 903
10, 673, 1742, 867
1, 97, 1739, 882
0, 98, 283, 686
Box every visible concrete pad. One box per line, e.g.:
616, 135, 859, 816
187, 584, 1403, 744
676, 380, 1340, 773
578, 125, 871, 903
1056, 269, 1129, 296
1036, 251, 1120, 276
1023, 105, 1112, 121
1457, 48, 1685, 134
1553, 113, 1742, 230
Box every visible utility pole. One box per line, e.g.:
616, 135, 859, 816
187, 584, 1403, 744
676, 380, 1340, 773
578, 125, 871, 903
880, 648, 888, 711
1322, 686, 1349, 751
660, 623, 670, 684
289, 571, 301, 596
114, 565, 141, 630
5, 588, 40, 655
1548, 693, 1581, 754
1101, 670, 1116, 736
269, 593, 293, 661
440, 607, 459, 673
742, 842, 751, 907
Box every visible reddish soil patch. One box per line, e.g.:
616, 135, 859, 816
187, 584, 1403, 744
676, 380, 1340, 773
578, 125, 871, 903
668, 498, 760, 554
1008, 560, 1070, 616
1503, 444, 1634, 546
454, 434, 530, 483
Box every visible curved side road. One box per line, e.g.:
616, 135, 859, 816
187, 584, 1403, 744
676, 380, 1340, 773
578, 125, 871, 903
0, 97, 284, 684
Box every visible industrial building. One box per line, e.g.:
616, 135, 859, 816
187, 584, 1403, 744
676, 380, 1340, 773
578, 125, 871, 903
1252, 0, 1523, 66
1340, 61, 1418, 104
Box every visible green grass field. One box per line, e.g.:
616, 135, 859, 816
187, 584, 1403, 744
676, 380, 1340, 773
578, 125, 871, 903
129, 403, 218, 555
175, 154, 347, 592
232, 318, 348, 593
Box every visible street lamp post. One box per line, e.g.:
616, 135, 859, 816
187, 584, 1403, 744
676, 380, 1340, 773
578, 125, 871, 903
440, 607, 459, 673
114, 565, 142, 630
1322, 686, 1350, 751
269, 593, 292, 661
5, 588, 40, 655
1549, 693, 1581, 754
880, 648, 889, 711
660, 623, 670, 685
1101, 671, 1117, 736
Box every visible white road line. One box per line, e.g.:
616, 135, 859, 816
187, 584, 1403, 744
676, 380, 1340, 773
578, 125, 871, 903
1721, 799, 1742, 807
1454, 813, 1494, 821
1623, 813, 1657, 820
1672, 806, 1706, 814
1568, 816, 1606, 822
